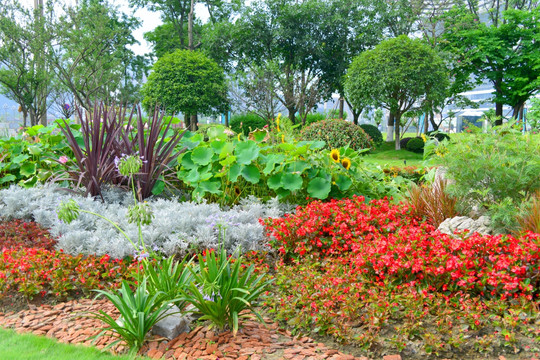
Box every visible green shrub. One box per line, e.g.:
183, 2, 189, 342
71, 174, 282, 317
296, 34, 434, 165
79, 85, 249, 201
400, 137, 414, 149
230, 114, 268, 136
436, 127, 540, 232
359, 124, 383, 145
0, 121, 75, 189
303, 112, 326, 126
405, 137, 424, 153
299, 119, 374, 151
426, 130, 450, 142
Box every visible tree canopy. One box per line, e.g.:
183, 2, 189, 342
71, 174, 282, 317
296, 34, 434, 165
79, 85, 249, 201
345, 35, 449, 149
141, 49, 229, 129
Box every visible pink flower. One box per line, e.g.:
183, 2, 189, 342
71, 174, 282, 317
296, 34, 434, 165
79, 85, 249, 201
58, 156, 69, 164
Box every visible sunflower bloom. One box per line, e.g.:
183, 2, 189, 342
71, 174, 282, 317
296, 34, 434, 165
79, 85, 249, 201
237, 133, 241, 141
341, 157, 351, 170
330, 149, 340, 163
421, 133, 427, 143
276, 113, 281, 132
281, 134, 285, 143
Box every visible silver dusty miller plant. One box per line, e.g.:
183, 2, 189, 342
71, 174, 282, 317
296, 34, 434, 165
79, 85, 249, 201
0, 184, 293, 258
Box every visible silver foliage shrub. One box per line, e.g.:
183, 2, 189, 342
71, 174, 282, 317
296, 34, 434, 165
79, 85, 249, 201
0, 185, 294, 258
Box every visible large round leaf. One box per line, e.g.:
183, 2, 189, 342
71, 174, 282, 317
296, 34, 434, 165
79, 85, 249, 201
19, 162, 36, 177
228, 163, 242, 182
191, 147, 214, 166
335, 174, 353, 191
307, 177, 331, 199
235, 141, 260, 165
262, 154, 286, 175
280, 173, 303, 191
267, 173, 282, 190
241, 165, 261, 184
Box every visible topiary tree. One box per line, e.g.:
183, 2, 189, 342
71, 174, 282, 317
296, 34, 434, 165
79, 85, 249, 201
142, 50, 229, 131
345, 35, 448, 150
300, 119, 373, 151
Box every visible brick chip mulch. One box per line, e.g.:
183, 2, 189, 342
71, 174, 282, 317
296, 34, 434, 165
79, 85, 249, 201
0, 298, 386, 360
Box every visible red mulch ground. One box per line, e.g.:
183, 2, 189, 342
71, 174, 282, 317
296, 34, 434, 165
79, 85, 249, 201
0, 298, 388, 360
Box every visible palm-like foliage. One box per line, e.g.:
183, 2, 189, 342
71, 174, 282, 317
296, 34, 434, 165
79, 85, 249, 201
180, 248, 273, 335
143, 256, 194, 312
60, 103, 128, 198
120, 106, 185, 200
90, 279, 172, 355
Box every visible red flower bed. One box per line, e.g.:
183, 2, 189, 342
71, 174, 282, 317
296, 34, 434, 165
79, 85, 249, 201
0, 247, 138, 299
0, 219, 138, 300
0, 220, 56, 251
262, 197, 540, 353
262, 196, 540, 299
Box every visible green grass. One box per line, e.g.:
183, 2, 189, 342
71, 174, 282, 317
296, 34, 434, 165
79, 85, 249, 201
364, 141, 424, 168
0, 328, 147, 360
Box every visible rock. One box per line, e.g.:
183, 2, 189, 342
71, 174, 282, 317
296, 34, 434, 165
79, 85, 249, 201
151, 305, 191, 340
438, 215, 493, 237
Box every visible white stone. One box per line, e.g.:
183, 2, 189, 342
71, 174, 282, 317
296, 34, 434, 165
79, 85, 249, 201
438, 215, 492, 237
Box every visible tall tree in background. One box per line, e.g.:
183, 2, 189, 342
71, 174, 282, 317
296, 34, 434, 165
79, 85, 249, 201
345, 36, 448, 150
0, 0, 55, 126
47, 0, 143, 111
440, 6, 540, 124
218, 0, 366, 125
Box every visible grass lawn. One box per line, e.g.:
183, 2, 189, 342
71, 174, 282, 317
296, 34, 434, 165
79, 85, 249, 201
0, 328, 146, 360
364, 141, 424, 168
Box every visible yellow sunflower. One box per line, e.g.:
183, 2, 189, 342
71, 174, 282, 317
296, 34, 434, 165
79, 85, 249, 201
330, 149, 340, 163
341, 157, 351, 170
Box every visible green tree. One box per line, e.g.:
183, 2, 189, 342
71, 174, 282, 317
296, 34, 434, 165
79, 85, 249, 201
440, 6, 540, 123
0, 0, 55, 126
141, 49, 229, 130
345, 35, 449, 150
220, 0, 367, 125
47, 0, 143, 110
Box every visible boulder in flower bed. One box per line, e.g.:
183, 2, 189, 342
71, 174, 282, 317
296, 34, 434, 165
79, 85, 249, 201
437, 215, 492, 237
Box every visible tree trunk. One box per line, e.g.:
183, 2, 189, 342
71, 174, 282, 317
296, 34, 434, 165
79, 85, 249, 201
190, 114, 198, 131
351, 109, 360, 125
225, 111, 229, 127
394, 113, 401, 150
428, 111, 437, 131
495, 102, 503, 125
22, 110, 28, 128
512, 102, 524, 121
386, 112, 394, 142
338, 97, 344, 120
188, 0, 194, 50
184, 113, 191, 129
287, 106, 296, 125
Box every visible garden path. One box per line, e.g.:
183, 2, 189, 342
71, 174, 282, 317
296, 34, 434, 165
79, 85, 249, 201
0, 298, 400, 360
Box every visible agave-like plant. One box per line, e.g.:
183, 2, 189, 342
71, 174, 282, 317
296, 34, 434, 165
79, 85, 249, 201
143, 256, 194, 312
179, 247, 273, 335
90, 279, 173, 355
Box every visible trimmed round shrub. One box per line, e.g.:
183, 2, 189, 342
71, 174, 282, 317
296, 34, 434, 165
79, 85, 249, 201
230, 113, 268, 136
400, 137, 414, 149
300, 119, 374, 151
359, 124, 383, 145
427, 130, 450, 142
406, 137, 425, 153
